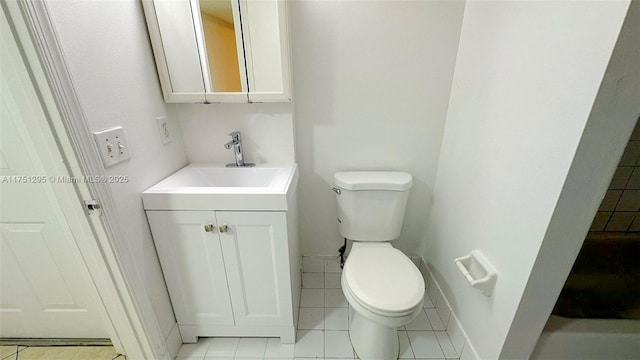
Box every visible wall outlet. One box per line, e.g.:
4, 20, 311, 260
156, 116, 173, 144
93, 126, 130, 168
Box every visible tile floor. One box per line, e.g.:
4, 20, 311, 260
176, 258, 459, 360
0, 345, 122, 360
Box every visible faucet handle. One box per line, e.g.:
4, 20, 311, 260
228, 131, 241, 141
224, 131, 240, 149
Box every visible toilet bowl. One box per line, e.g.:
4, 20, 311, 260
333, 170, 424, 360
341, 242, 424, 359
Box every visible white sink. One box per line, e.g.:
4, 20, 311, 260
142, 163, 298, 211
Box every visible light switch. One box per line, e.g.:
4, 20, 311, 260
93, 126, 130, 168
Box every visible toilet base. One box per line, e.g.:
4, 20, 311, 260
349, 310, 399, 360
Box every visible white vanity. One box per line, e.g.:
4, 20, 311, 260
143, 164, 300, 343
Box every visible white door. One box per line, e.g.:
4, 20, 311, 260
0, 13, 108, 338
145, 211, 235, 326
217, 211, 292, 327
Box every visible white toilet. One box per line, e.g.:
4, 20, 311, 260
334, 171, 425, 360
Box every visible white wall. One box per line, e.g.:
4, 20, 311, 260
177, 103, 295, 164
290, 0, 465, 256
46, 0, 188, 342
423, 1, 631, 359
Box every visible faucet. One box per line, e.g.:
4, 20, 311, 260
224, 131, 255, 167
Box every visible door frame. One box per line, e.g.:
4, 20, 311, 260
3, 1, 167, 358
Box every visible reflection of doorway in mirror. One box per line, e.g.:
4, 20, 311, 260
199, 0, 242, 92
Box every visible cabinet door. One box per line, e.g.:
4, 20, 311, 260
216, 211, 291, 326
142, 0, 207, 102
146, 211, 234, 326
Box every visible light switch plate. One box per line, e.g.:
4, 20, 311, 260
93, 126, 130, 168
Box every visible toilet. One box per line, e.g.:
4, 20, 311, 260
334, 171, 425, 360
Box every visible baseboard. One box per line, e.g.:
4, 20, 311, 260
420, 258, 480, 360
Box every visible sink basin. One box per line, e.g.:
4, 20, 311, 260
172, 167, 285, 188
142, 163, 298, 211
146, 164, 293, 190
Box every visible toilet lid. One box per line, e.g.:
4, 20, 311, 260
344, 247, 424, 314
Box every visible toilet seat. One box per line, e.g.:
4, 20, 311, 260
343, 246, 424, 317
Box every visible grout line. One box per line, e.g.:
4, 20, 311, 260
627, 210, 639, 231
14, 346, 27, 360
602, 211, 614, 231
404, 329, 417, 360
434, 331, 448, 360
322, 327, 326, 359
435, 330, 459, 360
0, 346, 18, 360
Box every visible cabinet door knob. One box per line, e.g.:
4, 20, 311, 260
204, 224, 215, 232
218, 224, 228, 233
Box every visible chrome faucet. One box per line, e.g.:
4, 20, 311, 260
224, 131, 255, 167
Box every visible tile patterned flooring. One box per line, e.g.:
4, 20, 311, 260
176, 258, 459, 359
0, 345, 122, 360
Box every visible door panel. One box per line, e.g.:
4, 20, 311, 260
3, 223, 79, 307
217, 211, 290, 326
146, 211, 234, 325
0, 78, 107, 338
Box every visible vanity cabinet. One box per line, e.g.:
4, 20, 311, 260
146, 210, 296, 343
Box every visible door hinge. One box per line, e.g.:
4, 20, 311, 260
84, 199, 102, 215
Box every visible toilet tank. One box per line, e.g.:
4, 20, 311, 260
334, 171, 412, 241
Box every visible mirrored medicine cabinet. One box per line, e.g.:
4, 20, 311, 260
142, 0, 291, 103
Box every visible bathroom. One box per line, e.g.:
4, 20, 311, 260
0, 0, 638, 359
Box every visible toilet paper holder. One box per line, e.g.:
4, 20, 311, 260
454, 250, 497, 297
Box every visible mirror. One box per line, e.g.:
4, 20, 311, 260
198, 0, 246, 93
142, 0, 291, 103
